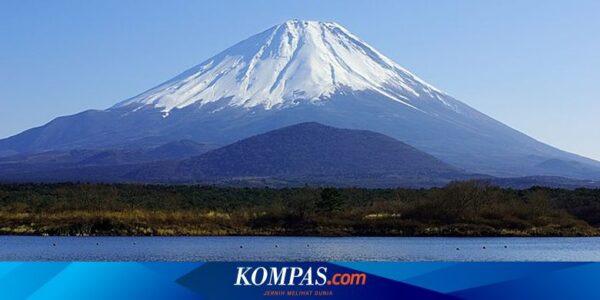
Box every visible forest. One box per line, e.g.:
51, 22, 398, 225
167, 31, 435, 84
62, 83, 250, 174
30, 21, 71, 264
0, 181, 599, 236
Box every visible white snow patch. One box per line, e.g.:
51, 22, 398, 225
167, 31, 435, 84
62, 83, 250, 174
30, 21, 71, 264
114, 20, 450, 114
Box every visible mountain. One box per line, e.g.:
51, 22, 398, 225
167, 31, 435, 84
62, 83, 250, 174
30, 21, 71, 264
490, 176, 600, 190
533, 158, 600, 179
2, 123, 597, 189
1, 20, 599, 180
0, 123, 468, 187
0, 140, 216, 181
160, 122, 462, 184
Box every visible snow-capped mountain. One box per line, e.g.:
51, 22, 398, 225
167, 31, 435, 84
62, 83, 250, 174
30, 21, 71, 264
115, 20, 445, 114
1, 20, 599, 180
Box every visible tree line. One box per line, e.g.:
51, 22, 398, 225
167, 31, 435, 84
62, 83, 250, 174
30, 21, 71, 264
0, 181, 598, 236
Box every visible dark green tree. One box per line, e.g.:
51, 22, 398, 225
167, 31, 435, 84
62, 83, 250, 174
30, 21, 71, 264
317, 188, 345, 213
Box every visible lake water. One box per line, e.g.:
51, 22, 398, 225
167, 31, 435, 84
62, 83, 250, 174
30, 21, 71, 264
1, 236, 600, 261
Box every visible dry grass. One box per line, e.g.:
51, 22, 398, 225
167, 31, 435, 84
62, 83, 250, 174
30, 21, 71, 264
0, 182, 598, 236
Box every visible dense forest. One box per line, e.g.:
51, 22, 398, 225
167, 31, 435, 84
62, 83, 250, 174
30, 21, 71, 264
0, 181, 599, 236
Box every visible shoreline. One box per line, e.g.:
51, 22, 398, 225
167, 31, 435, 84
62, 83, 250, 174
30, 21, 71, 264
0, 230, 598, 238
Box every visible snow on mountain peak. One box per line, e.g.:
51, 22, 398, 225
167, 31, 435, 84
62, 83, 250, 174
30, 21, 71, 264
114, 20, 446, 113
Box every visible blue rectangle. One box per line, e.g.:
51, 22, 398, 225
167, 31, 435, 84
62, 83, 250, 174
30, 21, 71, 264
1, 262, 599, 299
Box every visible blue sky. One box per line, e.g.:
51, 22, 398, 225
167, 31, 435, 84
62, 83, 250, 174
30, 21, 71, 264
1, 0, 599, 159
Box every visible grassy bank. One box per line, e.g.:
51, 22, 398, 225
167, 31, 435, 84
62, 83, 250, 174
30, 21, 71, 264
0, 182, 599, 236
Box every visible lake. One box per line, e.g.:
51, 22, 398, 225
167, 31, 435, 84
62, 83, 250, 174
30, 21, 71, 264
1, 236, 600, 261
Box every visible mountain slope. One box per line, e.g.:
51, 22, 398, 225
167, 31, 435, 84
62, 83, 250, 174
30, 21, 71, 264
2, 123, 598, 189
0, 123, 466, 187
126, 122, 466, 186
0, 139, 216, 179
0, 20, 599, 180
181, 122, 458, 176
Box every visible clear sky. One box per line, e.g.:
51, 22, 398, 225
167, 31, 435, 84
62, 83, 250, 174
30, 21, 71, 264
1, 0, 599, 160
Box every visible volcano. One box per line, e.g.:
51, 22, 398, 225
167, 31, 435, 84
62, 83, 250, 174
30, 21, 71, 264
1, 20, 599, 180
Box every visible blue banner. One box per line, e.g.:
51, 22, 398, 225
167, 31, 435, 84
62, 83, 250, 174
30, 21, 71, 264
2, 262, 600, 299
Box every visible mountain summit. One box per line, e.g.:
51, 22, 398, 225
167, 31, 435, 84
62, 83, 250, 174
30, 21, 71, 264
1, 20, 599, 180
114, 20, 444, 114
